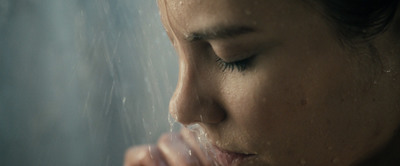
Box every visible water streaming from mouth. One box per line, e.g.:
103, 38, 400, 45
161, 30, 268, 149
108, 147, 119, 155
167, 114, 221, 165
186, 124, 220, 166
168, 114, 181, 133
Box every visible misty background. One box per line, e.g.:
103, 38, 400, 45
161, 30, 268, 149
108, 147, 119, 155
0, 0, 178, 165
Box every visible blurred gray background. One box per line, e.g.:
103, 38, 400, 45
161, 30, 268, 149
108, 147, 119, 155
0, 0, 178, 165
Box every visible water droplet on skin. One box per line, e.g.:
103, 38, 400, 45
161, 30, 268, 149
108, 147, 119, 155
332, 157, 340, 164
300, 98, 308, 106
244, 9, 252, 15
188, 150, 192, 156
300, 159, 306, 165
362, 29, 368, 33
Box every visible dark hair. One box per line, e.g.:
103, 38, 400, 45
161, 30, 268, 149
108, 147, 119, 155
316, 0, 399, 44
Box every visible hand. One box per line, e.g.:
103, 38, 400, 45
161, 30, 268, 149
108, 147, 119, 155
124, 128, 213, 166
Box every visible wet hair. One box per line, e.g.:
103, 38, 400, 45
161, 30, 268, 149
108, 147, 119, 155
314, 0, 399, 45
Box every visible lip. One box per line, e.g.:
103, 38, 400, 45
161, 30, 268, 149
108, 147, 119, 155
211, 145, 256, 166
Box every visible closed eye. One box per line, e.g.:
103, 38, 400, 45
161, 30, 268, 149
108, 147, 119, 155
215, 56, 253, 72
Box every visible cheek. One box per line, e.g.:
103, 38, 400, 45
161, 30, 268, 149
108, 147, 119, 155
220, 63, 311, 139
222, 53, 319, 128
220, 69, 316, 159
219, 44, 365, 153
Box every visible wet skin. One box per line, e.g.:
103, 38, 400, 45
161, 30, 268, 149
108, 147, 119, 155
126, 0, 400, 165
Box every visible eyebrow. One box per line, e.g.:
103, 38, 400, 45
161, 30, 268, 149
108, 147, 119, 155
185, 25, 255, 42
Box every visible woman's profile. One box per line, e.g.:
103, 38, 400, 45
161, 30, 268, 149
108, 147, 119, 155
125, 0, 400, 165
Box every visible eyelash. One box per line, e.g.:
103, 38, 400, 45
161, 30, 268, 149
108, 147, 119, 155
215, 56, 251, 72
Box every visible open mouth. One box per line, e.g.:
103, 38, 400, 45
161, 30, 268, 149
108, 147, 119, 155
212, 145, 256, 166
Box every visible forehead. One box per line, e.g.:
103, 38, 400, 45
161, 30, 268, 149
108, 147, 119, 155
158, 0, 281, 37
158, 0, 311, 40
161, 0, 263, 16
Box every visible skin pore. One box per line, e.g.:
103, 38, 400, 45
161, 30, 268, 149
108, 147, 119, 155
126, 0, 400, 165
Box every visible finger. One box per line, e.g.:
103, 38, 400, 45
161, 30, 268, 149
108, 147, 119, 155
124, 145, 167, 166
158, 133, 203, 166
181, 128, 214, 166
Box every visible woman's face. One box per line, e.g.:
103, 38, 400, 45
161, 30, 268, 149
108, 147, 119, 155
159, 0, 400, 165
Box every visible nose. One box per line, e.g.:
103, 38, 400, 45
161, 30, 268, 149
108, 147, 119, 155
169, 59, 226, 126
